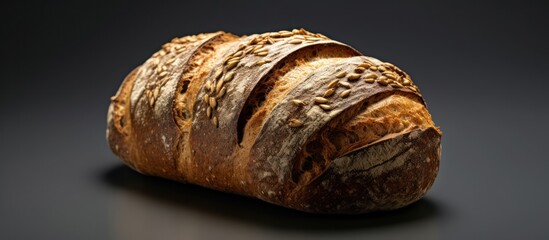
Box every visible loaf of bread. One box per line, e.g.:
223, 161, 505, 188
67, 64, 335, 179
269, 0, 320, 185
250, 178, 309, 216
107, 29, 442, 214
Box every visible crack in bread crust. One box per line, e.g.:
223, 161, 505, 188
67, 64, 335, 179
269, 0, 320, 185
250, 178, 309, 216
249, 56, 421, 202
238, 45, 360, 144
188, 35, 360, 192
124, 32, 227, 180
292, 92, 435, 184
286, 127, 441, 214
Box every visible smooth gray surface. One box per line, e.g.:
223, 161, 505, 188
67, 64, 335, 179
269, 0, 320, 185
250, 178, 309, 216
1, 1, 548, 239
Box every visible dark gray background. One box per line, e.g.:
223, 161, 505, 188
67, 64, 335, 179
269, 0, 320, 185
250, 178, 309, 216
1, 1, 548, 239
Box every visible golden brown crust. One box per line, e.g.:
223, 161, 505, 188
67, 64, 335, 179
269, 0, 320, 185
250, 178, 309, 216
126, 32, 229, 181
292, 93, 435, 185
107, 66, 139, 170
106, 29, 442, 214
287, 127, 441, 214
173, 33, 240, 182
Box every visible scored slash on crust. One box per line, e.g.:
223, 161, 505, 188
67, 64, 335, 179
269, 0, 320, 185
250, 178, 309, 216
203, 29, 329, 128
305, 60, 420, 119
196, 30, 419, 130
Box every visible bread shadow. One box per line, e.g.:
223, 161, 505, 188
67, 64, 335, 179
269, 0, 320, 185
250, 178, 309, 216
101, 164, 442, 231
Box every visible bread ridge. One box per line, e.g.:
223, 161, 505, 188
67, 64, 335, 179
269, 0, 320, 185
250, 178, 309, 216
107, 29, 442, 214
249, 55, 426, 203
173, 33, 240, 182
188, 31, 362, 194
110, 32, 235, 180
